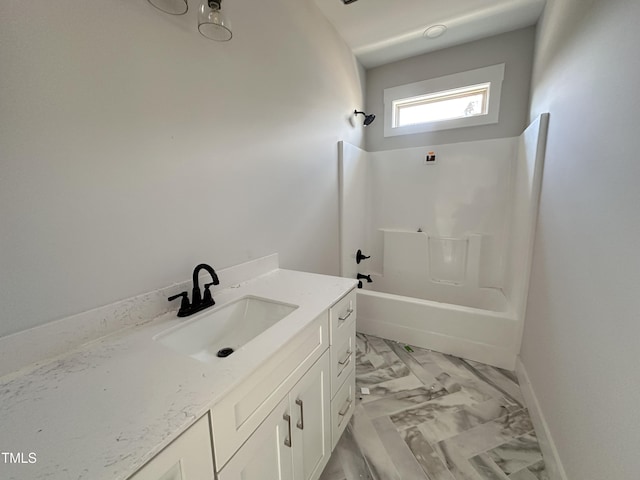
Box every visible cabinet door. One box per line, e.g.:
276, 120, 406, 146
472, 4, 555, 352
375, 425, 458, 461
128, 415, 214, 480
290, 351, 331, 480
217, 396, 294, 480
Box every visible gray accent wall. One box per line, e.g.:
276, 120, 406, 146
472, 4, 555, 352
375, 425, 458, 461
522, 0, 640, 478
365, 27, 536, 152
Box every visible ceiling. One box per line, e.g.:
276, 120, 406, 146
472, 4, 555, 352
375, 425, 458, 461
313, 0, 546, 68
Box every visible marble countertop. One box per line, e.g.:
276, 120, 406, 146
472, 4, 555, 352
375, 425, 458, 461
0, 269, 356, 480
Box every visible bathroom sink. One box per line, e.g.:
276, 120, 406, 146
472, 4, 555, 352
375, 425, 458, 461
154, 296, 298, 363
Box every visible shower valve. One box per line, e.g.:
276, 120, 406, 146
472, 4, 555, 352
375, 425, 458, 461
356, 249, 371, 264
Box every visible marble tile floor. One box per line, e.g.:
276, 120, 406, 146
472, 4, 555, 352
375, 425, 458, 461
319, 333, 549, 480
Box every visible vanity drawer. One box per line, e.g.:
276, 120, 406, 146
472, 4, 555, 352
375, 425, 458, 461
329, 289, 356, 345
210, 311, 329, 471
331, 369, 356, 450
330, 322, 355, 397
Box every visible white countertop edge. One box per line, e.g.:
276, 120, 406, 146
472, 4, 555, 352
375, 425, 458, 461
0, 266, 357, 480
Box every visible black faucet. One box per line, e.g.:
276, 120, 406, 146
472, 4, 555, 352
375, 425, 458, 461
168, 263, 220, 317
356, 249, 371, 264
357, 273, 373, 283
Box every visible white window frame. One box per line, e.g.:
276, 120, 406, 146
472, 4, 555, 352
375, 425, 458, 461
383, 64, 505, 137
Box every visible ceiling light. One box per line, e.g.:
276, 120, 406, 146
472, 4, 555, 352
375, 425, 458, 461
198, 0, 233, 41
147, 0, 188, 15
423, 25, 447, 39
147, 0, 233, 41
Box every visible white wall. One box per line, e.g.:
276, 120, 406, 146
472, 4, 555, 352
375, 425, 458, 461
366, 138, 517, 287
0, 0, 365, 337
521, 0, 640, 478
365, 27, 535, 152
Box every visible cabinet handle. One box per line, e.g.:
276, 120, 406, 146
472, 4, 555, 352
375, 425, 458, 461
338, 308, 353, 322
295, 399, 304, 430
338, 356, 351, 374
338, 350, 352, 366
283, 413, 292, 447
338, 397, 353, 416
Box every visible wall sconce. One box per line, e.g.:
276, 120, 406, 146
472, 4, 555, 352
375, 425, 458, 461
147, 0, 233, 41
198, 0, 232, 41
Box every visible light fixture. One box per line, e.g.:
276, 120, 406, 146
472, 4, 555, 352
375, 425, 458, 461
198, 0, 232, 41
354, 110, 375, 126
423, 25, 447, 39
146, 0, 188, 15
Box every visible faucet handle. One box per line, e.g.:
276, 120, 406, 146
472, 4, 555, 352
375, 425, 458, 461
203, 282, 216, 306
168, 291, 191, 316
356, 249, 371, 264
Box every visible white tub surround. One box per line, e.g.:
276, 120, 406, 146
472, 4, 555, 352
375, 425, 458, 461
374, 229, 507, 305
339, 115, 549, 370
356, 228, 519, 369
0, 257, 356, 480
505, 113, 550, 353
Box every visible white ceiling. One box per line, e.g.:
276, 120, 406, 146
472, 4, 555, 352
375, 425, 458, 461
313, 0, 546, 68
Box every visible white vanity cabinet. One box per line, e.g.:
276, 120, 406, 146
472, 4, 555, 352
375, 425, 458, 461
209, 310, 329, 470
129, 287, 356, 480
290, 350, 332, 480
215, 289, 355, 480
128, 415, 215, 480
217, 395, 293, 480
219, 351, 331, 480
328, 290, 357, 449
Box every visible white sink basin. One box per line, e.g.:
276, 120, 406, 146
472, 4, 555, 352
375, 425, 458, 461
154, 296, 298, 363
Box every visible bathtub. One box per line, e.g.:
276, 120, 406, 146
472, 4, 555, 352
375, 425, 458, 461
340, 115, 550, 372
356, 286, 519, 370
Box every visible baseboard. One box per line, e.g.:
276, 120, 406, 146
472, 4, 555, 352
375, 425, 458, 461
515, 356, 569, 480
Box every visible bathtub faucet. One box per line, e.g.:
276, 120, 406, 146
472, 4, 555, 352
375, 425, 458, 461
357, 273, 373, 283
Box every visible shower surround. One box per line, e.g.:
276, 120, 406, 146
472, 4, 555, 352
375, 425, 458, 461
339, 115, 549, 369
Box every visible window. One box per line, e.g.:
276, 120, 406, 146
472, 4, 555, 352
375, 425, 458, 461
393, 83, 490, 127
383, 64, 505, 137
